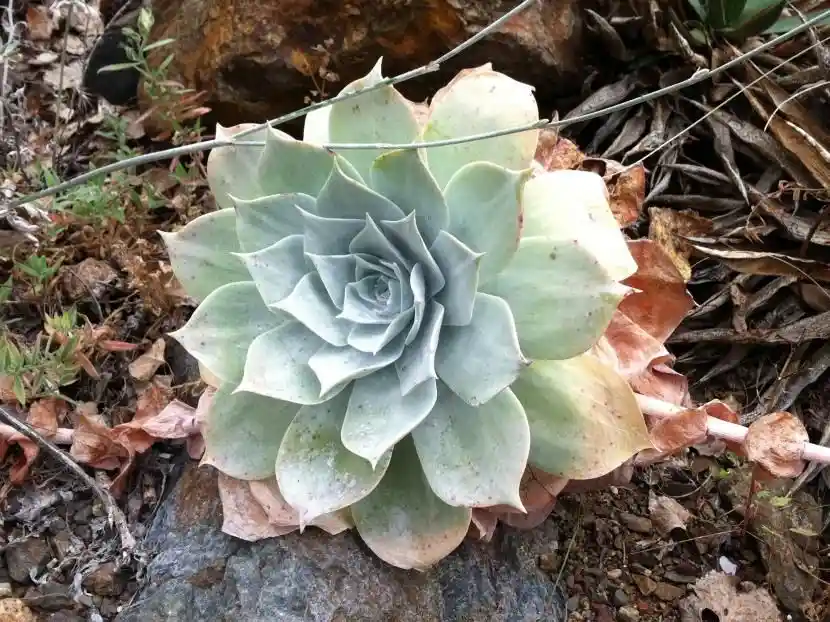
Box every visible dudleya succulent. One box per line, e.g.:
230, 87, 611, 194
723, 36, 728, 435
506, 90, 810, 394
161, 60, 652, 570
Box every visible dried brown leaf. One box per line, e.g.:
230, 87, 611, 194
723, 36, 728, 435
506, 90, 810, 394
647, 407, 709, 453
744, 412, 808, 478
217, 473, 288, 541
679, 571, 781, 621
691, 244, 830, 282
533, 131, 585, 171
647, 207, 713, 280
128, 338, 166, 381
26, 6, 55, 40
648, 491, 691, 538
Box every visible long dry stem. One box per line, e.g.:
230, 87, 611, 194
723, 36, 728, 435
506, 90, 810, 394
7, 5, 830, 209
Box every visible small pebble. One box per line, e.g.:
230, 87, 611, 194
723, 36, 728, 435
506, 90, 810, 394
0, 582, 12, 597
617, 605, 640, 622
612, 588, 628, 607
620, 513, 653, 534
653, 581, 686, 601
606, 568, 622, 580
566, 595, 580, 611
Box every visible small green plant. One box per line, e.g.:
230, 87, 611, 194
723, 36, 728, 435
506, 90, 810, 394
684, 0, 826, 43
97, 6, 209, 144
0, 329, 82, 406
14, 254, 61, 295
163, 60, 652, 570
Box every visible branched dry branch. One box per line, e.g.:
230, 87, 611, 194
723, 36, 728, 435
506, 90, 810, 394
7, 4, 830, 209
0, 404, 136, 552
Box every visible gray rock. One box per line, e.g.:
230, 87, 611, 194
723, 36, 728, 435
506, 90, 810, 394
117, 463, 567, 622
4, 537, 51, 584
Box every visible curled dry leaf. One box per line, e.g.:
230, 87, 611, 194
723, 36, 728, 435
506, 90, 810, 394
647, 206, 712, 281
128, 338, 167, 381
646, 406, 708, 453
744, 412, 808, 478
26, 5, 55, 40
648, 491, 691, 538
217, 472, 288, 541
533, 130, 585, 172
601, 162, 646, 227
485, 467, 568, 530
678, 571, 781, 622
0, 399, 66, 484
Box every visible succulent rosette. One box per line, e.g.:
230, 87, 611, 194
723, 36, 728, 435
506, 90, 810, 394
161, 60, 652, 570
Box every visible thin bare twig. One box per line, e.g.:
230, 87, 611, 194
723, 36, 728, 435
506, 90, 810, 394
0, 404, 136, 551
0, 0, 16, 137
7, 5, 830, 209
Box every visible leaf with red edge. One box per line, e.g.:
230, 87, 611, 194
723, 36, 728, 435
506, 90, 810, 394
744, 412, 808, 478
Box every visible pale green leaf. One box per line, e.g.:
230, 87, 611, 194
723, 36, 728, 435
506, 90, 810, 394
520, 170, 637, 282
429, 230, 482, 326
233, 192, 316, 253
342, 366, 437, 468
511, 353, 652, 479
327, 58, 421, 179
395, 301, 444, 395
316, 157, 404, 222
273, 273, 351, 346
445, 162, 531, 282
202, 382, 300, 480
301, 208, 365, 255
159, 208, 251, 302
435, 293, 526, 406
481, 236, 630, 361
369, 149, 448, 244
256, 127, 360, 196
236, 321, 345, 405
308, 335, 406, 395
305, 253, 354, 309
352, 437, 471, 570
235, 234, 310, 307
412, 382, 529, 510
379, 212, 445, 295
276, 387, 392, 524
170, 281, 286, 384
422, 65, 539, 189
206, 123, 269, 209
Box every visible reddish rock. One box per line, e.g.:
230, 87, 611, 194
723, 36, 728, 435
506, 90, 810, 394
143, 0, 584, 127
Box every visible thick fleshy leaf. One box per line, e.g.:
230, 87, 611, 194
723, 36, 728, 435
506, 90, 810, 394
303, 105, 331, 144
308, 335, 406, 395
206, 123, 268, 209
521, 170, 637, 281
256, 127, 362, 196
202, 383, 299, 480
159, 208, 251, 302
236, 321, 344, 405
429, 230, 481, 326
273, 273, 351, 346
276, 387, 392, 524
169, 282, 286, 384
444, 162, 531, 282
405, 263, 427, 345
316, 157, 404, 222
349, 214, 410, 268
421, 65, 539, 189
327, 58, 421, 180
352, 437, 471, 571
305, 253, 354, 309
342, 366, 437, 467
435, 293, 526, 406
379, 212, 445, 295
347, 308, 414, 354
511, 354, 652, 480
395, 302, 444, 395
340, 278, 396, 325
301, 208, 365, 256
235, 235, 310, 307
233, 193, 316, 253
369, 149, 448, 244
481, 237, 630, 361
412, 382, 529, 510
